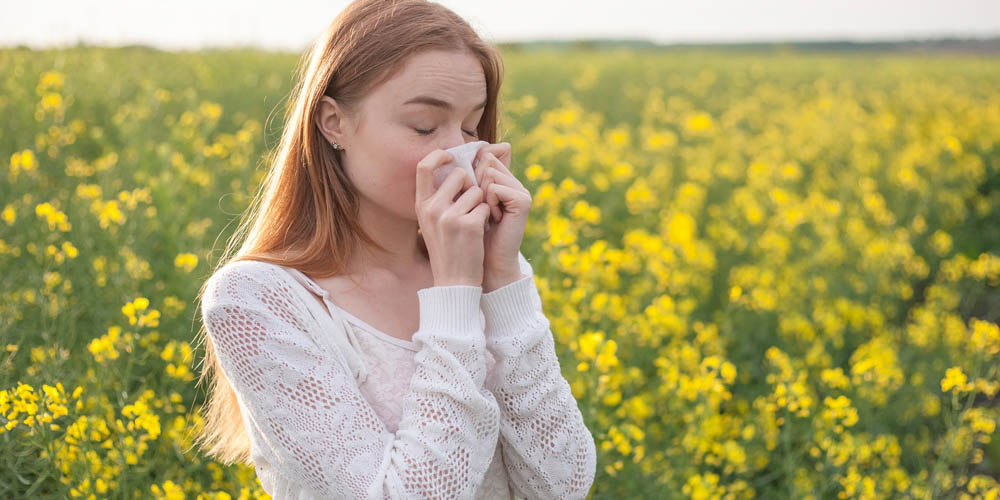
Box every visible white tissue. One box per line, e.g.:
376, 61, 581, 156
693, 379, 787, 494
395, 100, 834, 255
433, 140, 490, 190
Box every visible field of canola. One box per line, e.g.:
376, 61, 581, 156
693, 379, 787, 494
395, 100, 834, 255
1, 46, 999, 499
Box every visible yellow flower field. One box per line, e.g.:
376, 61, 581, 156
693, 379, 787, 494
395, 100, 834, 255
1, 46, 999, 499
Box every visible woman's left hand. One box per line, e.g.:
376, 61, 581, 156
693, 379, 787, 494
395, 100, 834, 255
472, 142, 532, 292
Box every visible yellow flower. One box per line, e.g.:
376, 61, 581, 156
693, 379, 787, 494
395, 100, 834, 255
609, 161, 635, 183
595, 339, 619, 372
929, 230, 953, 256
964, 408, 996, 435
720, 362, 737, 384
665, 212, 696, 246
167, 363, 193, 381
34, 202, 71, 232
546, 214, 577, 247
91, 200, 125, 229
151, 480, 185, 500
624, 396, 652, 422
969, 318, 1000, 356
941, 366, 973, 393
685, 112, 713, 133
174, 253, 198, 272
61, 241, 79, 259
569, 201, 601, 225
88, 326, 123, 363
122, 391, 161, 440
944, 135, 962, 156
524, 163, 551, 182
1, 205, 15, 225
40, 93, 63, 111
122, 298, 159, 328
75, 184, 102, 200
578, 331, 604, 359
9, 149, 38, 178
36, 71, 65, 93
625, 177, 655, 214
199, 101, 223, 120
643, 129, 677, 151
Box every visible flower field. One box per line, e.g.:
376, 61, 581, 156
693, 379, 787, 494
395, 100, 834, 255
1, 46, 999, 499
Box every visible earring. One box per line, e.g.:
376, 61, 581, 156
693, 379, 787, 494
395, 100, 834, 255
331, 141, 341, 150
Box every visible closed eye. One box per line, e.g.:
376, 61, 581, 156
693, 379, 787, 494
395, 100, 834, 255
415, 127, 478, 137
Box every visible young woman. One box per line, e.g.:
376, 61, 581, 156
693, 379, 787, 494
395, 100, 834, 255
195, 0, 596, 498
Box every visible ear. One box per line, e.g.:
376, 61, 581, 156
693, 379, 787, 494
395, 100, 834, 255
315, 95, 349, 146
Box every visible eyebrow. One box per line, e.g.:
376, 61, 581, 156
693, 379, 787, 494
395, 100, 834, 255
402, 95, 487, 111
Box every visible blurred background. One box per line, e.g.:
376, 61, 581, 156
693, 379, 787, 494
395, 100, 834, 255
3, 0, 1000, 50
2, 1, 999, 499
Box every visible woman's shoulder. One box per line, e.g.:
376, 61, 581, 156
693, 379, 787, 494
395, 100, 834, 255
202, 258, 294, 306
208, 258, 287, 284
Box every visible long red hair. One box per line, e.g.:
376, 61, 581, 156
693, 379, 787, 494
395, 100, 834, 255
191, 0, 505, 465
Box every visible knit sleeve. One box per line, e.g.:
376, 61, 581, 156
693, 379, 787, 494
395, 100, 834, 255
479, 252, 598, 499
200, 261, 501, 499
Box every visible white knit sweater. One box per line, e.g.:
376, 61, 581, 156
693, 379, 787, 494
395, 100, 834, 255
199, 251, 597, 499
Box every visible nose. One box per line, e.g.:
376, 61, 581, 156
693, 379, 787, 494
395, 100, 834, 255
441, 126, 468, 151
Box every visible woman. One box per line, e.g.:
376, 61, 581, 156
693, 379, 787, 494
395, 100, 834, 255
195, 0, 596, 498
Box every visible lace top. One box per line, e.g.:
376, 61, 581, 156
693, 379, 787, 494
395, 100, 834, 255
199, 251, 597, 499
281, 267, 513, 500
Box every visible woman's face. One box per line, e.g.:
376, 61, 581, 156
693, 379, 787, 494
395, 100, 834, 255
317, 49, 487, 222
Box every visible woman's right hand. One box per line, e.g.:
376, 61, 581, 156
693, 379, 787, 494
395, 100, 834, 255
415, 149, 491, 287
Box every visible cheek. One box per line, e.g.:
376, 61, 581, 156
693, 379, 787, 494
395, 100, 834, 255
400, 147, 435, 187
387, 149, 424, 211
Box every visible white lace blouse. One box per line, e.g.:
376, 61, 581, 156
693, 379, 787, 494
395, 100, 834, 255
199, 251, 597, 499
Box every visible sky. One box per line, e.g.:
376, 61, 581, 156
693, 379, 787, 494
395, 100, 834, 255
2, 0, 998, 51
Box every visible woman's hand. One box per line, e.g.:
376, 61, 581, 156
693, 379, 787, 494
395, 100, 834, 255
472, 142, 532, 292
415, 149, 492, 287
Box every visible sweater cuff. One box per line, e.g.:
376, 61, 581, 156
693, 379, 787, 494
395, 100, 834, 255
415, 285, 484, 339
480, 274, 540, 337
